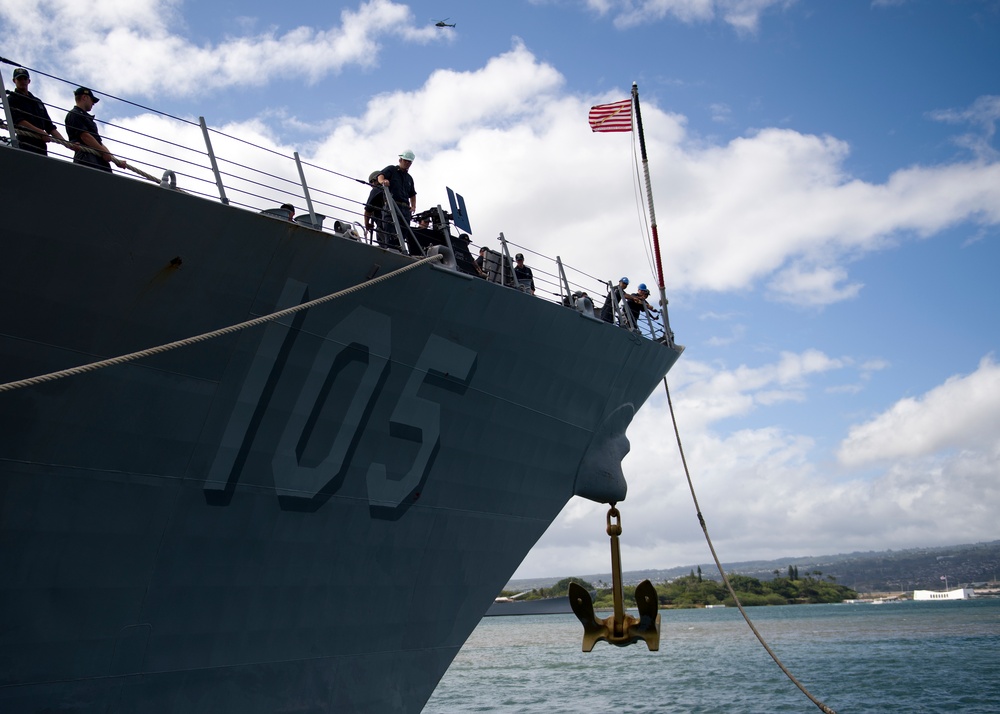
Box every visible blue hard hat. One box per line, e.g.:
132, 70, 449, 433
638, 283, 648, 291
620, 277, 629, 285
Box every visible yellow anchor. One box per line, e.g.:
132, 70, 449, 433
568, 505, 660, 652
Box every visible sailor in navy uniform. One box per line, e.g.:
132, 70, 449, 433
6, 68, 65, 155
65, 87, 127, 173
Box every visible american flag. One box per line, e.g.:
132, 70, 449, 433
588, 99, 632, 133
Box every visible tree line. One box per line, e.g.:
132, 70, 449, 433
643, 566, 857, 607
502, 567, 858, 608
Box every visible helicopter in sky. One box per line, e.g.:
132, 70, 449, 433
435, 18, 456, 28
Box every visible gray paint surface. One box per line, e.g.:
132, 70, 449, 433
0, 147, 681, 712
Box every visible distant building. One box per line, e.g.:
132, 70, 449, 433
913, 588, 974, 601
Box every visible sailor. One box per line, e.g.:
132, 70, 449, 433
376, 150, 417, 227
513, 253, 535, 295
474, 246, 489, 278
64, 87, 127, 173
600, 277, 629, 323
280, 203, 295, 220
364, 169, 399, 249
6, 68, 66, 155
625, 283, 657, 324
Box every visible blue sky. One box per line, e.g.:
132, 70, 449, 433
3, 0, 998, 579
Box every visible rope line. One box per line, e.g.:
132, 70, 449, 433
8, 124, 160, 183
663, 377, 838, 714
0, 254, 443, 394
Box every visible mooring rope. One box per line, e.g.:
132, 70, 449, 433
663, 377, 838, 714
0, 253, 443, 393
6, 124, 161, 183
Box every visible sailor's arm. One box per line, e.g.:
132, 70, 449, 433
79, 131, 127, 168
14, 119, 50, 141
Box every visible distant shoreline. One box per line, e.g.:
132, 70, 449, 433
508, 540, 1000, 594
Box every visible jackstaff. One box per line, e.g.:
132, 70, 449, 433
588, 85, 674, 345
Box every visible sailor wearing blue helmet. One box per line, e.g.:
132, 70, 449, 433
600, 277, 630, 323
624, 282, 657, 325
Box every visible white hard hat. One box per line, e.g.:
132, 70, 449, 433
399, 149, 416, 161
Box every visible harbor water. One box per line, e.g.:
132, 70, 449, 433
425, 598, 1000, 713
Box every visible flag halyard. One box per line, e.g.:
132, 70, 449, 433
588, 99, 633, 133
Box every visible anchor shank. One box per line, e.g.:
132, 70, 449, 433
607, 507, 625, 636
610, 533, 625, 635
570, 503, 661, 652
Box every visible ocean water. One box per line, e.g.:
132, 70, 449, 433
425, 599, 1000, 713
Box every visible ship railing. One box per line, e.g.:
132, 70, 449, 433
489, 233, 668, 342
0, 63, 669, 344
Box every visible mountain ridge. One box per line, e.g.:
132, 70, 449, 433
509, 540, 1000, 594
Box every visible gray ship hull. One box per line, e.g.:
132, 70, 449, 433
485, 595, 578, 616
0, 147, 681, 712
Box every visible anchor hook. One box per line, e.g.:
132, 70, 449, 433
568, 504, 660, 652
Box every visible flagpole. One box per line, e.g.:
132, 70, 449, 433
632, 82, 674, 346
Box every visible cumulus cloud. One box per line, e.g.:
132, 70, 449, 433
132, 66, 1000, 310
928, 95, 1000, 161
0, 19, 1000, 312
0, 0, 443, 96
515, 354, 1000, 578
299, 69, 1000, 309
576, 0, 795, 32
660, 127, 1000, 298
838, 355, 1000, 466
5, 7, 998, 308
766, 263, 863, 305
672, 349, 846, 428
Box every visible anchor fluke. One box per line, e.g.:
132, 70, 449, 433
569, 580, 661, 651
568, 582, 605, 652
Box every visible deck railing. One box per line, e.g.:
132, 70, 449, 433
1, 62, 670, 344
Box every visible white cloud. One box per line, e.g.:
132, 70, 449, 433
319, 40, 564, 160
515, 354, 1000, 578
580, 0, 795, 32
709, 102, 733, 123
5, 6, 999, 308
766, 263, 863, 306
706, 323, 746, 347
660, 127, 1000, 299
659, 350, 845, 432
134, 77, 1000, 310
826, 359, 889, 396
928, 95, 1000, 161
323, 77, 1000, 309
838, 355, 1000, 466
0, 0, 443, 96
